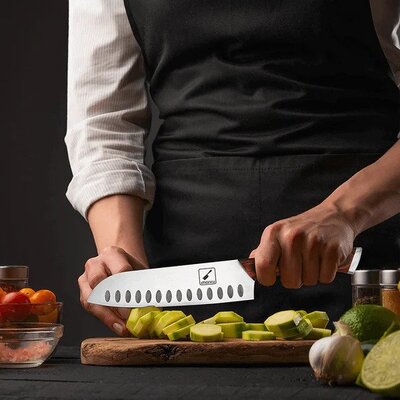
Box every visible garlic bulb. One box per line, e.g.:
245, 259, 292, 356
309, 323, 364, 385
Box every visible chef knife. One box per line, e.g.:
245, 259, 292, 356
88, 247, 362, 308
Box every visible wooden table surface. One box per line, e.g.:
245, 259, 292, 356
0, 346, 381, 400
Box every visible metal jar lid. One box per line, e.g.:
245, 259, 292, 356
0, 265, 29, 280
351, 270, 380, 286
379, 270, 400, 286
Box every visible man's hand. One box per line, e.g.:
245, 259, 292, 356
78, 246, 147, 336
249, 204, 356, 288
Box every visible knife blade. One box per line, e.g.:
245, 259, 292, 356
88, 247, 362, 308
88, 258, 255, 308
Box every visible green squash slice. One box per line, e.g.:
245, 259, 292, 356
218, 322, 247, 338
154, 311, 186, 338
190, 324, 224, 342
303, 311, 329, 328
162, 315, 196, 336
242, 330, 276, 341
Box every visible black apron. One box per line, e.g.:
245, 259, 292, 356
124, 0, 400, 322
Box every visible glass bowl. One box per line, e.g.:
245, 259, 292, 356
0, 302, 63, 324
0, 322, 64, 368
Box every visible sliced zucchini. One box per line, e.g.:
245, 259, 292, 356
212, 311, 244, 323
162, 315, 196, 336
126, 306, 160, 335
273, 318, 313, 339
190, 324, 224, 342
303, 311, 329, 329
296, 310, 307, 317
264, 310, 303, 332
242, 330, 276, 341
199, 317, 217, 324
245, 323, 267, 331
154, 311, 186, 338
148, 311, 168, 338
304, 327, 332, 340
167, 323, 195, 341
131, 311, 160, 338
218, 322, 247, 338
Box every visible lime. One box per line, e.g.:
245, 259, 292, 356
340, 305, 399, 342
360, 330, 400, 397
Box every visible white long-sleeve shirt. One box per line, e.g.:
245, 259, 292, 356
66, 0, 400, 219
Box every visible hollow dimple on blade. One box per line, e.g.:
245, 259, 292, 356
96, 283, 252, 308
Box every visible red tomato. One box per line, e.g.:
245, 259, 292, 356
0, 292, 31, 322
30, 290, 57, 315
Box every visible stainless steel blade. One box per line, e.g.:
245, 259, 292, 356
88, 259, 255, 308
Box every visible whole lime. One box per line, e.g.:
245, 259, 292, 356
339, 305, 399, 342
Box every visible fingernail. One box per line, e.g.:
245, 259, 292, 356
113, 322, 124, 336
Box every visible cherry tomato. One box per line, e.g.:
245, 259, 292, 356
0, 288, 6, 301
30, 289, 57, 315
19, 288, 35, 298
0, 292, 31, 322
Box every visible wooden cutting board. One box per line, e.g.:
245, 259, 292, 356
81, 338, 314, 366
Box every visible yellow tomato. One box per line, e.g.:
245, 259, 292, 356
30, 289, 57, 315
38, 308, 59, 323
0, 287, 6, 301
19, 288, 35, 298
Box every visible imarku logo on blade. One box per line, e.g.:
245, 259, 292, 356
198, 267, 217, 286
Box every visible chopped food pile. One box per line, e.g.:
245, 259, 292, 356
125, 307, 332, 342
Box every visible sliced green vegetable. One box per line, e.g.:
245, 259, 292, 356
296, 310, 307, 317
200, 317, 217, 324
148, 311, 168, 338
167, 323, 195, 341
154, 311, 186, 338
242, 330, 276, 341
162, 315, 196, 336
304, 327, 332, 340
212, 311, 244, 323
264, 310, 303, 332
126, 306, 160, 336
272, 317, 313, 339
190, 324, 224, 342
245, 323, 267, 331
304, 311, 329, 329
132, 311, 160, 338
218, 322, 247, 338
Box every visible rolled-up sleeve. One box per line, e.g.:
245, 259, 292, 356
371, 0, 400, 86
65, 0, 155, 219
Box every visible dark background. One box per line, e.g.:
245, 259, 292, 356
0, 1, 159, 345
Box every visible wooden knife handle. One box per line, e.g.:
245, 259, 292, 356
239, 247, 361, 279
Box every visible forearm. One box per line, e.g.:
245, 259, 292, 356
87, 194, 149, 267
321, 140, 400, 236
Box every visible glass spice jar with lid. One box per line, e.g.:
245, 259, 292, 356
0, 265, 29, 293
380, 270, 400, 316
351, 269, 381, 306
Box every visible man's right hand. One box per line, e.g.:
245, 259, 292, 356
78, 246, 148, 336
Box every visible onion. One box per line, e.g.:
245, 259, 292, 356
308, 321, 364, 385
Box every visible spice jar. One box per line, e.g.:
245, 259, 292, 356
351, 270, 381, 306
380, 270, 400, 317
0, 265, 29, 292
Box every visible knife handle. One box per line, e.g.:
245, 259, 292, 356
239, 246, 362, 280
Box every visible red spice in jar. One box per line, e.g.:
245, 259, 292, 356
382, 288, 400, 317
